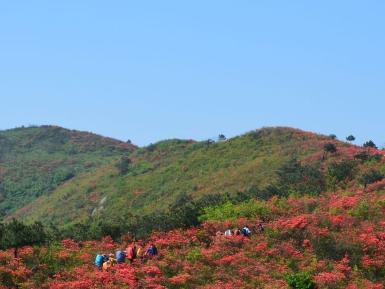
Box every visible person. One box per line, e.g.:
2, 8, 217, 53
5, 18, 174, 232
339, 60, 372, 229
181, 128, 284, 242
95, 254, 106, 270
102, 254, 116, 272
136, 244, 144, 261
224, 229, 233, 237
145, 244, 158, 258
215, 231, 223, 237
242, 225, 251, 237
233, 228, 241, 236
126, 243, 137, 264
115, 249, 126, 264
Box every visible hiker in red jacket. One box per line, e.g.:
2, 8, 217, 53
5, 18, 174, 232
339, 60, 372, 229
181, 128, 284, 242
126, 243, 137, 264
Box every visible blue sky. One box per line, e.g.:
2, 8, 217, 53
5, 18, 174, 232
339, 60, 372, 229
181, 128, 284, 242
0, 1, 384, 146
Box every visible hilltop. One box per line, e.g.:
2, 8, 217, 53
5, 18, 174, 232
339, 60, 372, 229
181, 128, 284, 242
0, 125, 135, 217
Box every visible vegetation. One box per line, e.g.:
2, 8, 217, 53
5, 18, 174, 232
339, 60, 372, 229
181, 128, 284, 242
0, 126, 385, 288
12, 127, 340, 226
0, 126, 134, 217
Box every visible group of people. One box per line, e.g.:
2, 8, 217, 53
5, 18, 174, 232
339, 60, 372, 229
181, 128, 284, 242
95, 243, 158, 271
216, 222, 265, 238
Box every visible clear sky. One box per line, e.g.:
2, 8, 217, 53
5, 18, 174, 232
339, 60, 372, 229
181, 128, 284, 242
0, 1, 384, 146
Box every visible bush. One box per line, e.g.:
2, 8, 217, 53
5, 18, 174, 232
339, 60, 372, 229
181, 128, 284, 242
327, 160, 356, 190
324, 143, 337, 154
358, 170, 384, 188
349, 201, 381, 221
363, 140, 377, 149
286, 272, 316, 289
276, 159, 325, 196
199, 199, 272, 222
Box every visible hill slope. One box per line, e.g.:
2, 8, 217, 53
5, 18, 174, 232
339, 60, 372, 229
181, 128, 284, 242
0, 125, 135, 217
11, 127, 371, 227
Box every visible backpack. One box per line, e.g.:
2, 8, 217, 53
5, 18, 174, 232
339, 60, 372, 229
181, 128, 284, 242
224, 229, 232, 236
242, 227, 251, 237
116, 251, 126, 263
147, 246, 157, 256
95, 254, 105, 267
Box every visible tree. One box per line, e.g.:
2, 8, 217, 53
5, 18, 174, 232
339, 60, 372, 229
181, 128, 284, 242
218, 134, 226, 142
206, 139, 215, 148
327, 160, 356, 190
363, 140, 377, 149
276, 159, 325, 196
1, 220, 47, 258
329, 134, 337, 140
324, 143, 337, 154
358, 170, 384, 188
286, 271, 316, 289
346, 135, 355, 143
116, 156, 131, 175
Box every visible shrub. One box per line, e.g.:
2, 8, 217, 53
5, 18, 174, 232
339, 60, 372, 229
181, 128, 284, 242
199, 199, 272, 222
358, 170, 384, 188
116, 156, 131, 175
286, 272, 316, 289
324, 143, 337, 154
363, 140, 377, 149
346, 135, 356, 142
327, 160, 356, 190
276, 159, 325, 196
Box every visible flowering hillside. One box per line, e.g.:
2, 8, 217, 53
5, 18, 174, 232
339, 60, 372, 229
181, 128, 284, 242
1, 127, 385, 288
3, 179, 385, 288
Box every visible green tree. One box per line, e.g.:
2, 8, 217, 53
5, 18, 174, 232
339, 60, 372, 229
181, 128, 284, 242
358, 170, 384, 188
327, 160, 356, 190
346, 135, 355, 142
276, 159, 325, 196
363, 140, 377, 149
116, 156, 131, 175
1, 220, 47, 258
324, 143, 337, 154
286, 272, 316, 289
218, 134, 226, 141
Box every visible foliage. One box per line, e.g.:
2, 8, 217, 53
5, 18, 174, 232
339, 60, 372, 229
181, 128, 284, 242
275, 159, 325, 196
358, 170, 384, 187
199, 199, 272, 222
286, 272, 316, 289
363, 140, 377, 149
346, 135, 356, 142
324, 143, 337, 154
327, 160, 357, 189
0, 126, 134, 217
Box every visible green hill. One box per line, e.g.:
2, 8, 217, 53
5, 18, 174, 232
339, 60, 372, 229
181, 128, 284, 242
10, 127, 359, 227
0, 125, 135, 217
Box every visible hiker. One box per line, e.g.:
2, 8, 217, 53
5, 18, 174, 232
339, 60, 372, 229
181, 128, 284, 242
224, 229, 233, 237
102, 254, 116, 272
145, 244, 158, 258
95, 254, 107, 270
233, 228, 241, 236
115, 249, 126, 264
242, 225, 252, 237
136, 244, 144, 261
126, 243, 137, 264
